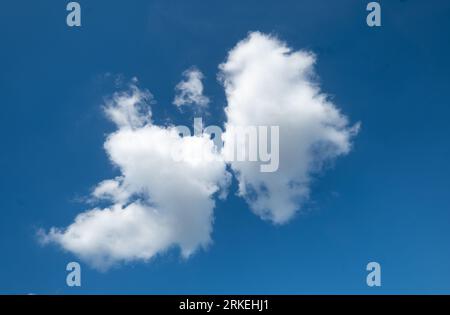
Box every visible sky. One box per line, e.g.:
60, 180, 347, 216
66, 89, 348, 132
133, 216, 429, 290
1, 0, 450, 294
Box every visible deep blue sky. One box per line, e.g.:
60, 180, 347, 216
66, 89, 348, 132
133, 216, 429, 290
1, 0, 450, 294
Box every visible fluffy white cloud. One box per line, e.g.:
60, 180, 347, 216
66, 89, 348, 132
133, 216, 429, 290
173, 67, 209, 108
104, 80, 152, 129
220, 32, 359, 224
41, 82, 229, 270
41, 32, 359, 269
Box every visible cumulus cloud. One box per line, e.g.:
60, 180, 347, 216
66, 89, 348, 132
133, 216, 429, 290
40, 32, 359, 269
173, 67, 210, 108
41, 82, 229, 270
220, 32, 359, 224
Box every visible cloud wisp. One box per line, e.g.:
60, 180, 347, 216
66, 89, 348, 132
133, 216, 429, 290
173, 67, 210, 109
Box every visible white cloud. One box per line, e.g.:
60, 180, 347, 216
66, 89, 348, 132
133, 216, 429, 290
104, 81, 152, 129
41, 82, 229, 270
41, 32, 359, 269
173, 67, 209, 108
220, 32, 359, 224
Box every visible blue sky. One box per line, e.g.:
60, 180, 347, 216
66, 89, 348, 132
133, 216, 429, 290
1, 0, 450, 294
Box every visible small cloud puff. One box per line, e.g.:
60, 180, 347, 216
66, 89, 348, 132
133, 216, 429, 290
173, 67, 209, 108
